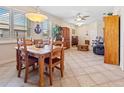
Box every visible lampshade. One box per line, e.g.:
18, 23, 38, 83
25, 13, 48, 22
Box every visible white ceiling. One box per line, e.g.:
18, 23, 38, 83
40, 6, 114, 25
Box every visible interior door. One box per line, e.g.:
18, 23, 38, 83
104, 16, 119, 65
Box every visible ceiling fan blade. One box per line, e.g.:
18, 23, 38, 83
81, 18, 86, 20
81, 16, 89, 18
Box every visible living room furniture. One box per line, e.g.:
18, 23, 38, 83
93, 42, 104, 55
85, 40, 90, 45
104, 15, 120, 65
72, 36, 78, 46
61, 27, 70, 49
92, 36, 104, 55
77, 44, 89, 51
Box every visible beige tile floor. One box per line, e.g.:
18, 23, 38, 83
0, 47, 124, 87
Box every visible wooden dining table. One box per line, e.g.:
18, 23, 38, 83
16, 45, 64, 87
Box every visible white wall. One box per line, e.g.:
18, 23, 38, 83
118, 7, 124, 71
0, 43, 16, 65
77, 22, 98, 50
97, 19, 104, 37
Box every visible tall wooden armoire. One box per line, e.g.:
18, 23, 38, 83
104, 16, 120, 65
62, 27, 70, 49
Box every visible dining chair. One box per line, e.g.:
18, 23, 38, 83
25, 39, 33, 46
43, 38, 51, 45
52, 38, 64, 47
34, 39, 43, 45
44, 46, 64, 85
17, 38, 38, 83
53, 41, 63, 46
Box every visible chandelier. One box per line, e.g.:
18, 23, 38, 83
25, 7, 48, 22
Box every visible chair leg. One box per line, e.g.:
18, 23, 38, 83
24, 64, 29, 83
45, 66, 48, 72
52, 68, 54, 72
18, 63, 22, 77
60, 62, 64, 77
32, 64, 35, 70
49, 66, 53, 85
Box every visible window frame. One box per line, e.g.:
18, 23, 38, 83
0, 6, 11, 40
13, 9, 28, 38
0, 7, 28, 44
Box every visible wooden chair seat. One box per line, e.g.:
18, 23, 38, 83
19, 55, 38, 64
45, 57, 61, 66
28, 56, 38, 63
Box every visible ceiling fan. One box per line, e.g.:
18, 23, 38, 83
74, 13, 89, 21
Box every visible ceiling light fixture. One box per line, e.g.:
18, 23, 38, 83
75, 17, 82, 21
74, 13, 89, 26
76, 22, 84, 26
25, 7, 48, 22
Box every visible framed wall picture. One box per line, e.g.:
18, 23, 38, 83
34, 24, 42, 34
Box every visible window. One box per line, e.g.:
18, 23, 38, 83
42, 20, 48, 30
0, 7, 10, 39
41, 20, 49, 37
0, 7, 28, 40
0, 7, 50, 41
13, 11, 27, 38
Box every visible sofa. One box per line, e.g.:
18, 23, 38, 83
93, 42, 104, 55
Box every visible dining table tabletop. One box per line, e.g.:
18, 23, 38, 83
15, 45, 64, 87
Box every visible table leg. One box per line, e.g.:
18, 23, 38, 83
61, 48, 64, 77
62, 48, 64, 69
38, 55, 45, 87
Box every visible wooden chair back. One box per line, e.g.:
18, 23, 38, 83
51, 47, 63, 60
53, 37, 64, 47
43, 38, 51, 45
53, 41, 63, 46
25, 39, 33, 46
34, 39, 43, 44
17, 38, 28, 64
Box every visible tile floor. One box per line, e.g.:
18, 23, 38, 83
0, 47, 124, 87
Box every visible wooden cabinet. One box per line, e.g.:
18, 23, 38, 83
104, 16, 120, 65
72, 36, 78, 46
62, 27, 70, 49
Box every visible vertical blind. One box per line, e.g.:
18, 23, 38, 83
13, 11, 27, 38
0, 7, 28, 39
0, 8, 9, 24
14, 11, 27, 30
0, 7, 10, 39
